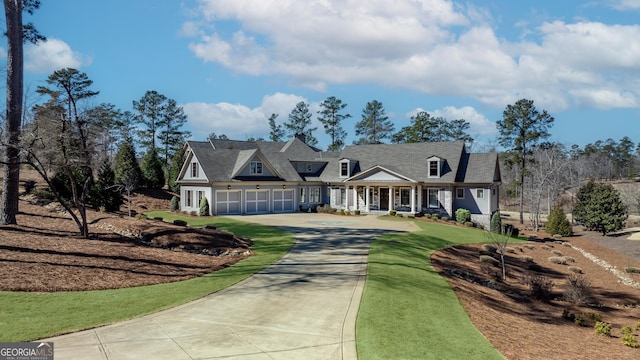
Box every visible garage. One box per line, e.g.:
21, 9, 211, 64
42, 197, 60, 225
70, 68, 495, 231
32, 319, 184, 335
246, 190, 269, 214
273, 189, 295, 212
215, 190, 241, 215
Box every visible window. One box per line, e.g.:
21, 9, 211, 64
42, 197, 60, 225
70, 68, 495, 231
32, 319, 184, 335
300, 187, 306, 203
191, 162, 198, 177
250, 161, 263, 174
400, 188, 410, 207
428, 188, 439, 208
340, 188, 346, 205
456, 188, 464, 199
476, 189, 484, 199
428, 160, 439, 177
309, 187, 321, 203
186, 190, 192, 207
340, 162, 349, 177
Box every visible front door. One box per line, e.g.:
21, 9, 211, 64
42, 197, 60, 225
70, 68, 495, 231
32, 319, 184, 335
379, 188, 389, 210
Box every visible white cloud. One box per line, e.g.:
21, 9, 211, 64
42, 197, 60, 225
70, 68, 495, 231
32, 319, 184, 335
24, 38, 90, 73
609, 0, 640, 10
182, 92, 308, 141
185, 0, 640, 112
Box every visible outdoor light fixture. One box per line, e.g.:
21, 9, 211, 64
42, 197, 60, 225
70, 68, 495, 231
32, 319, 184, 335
256, 185, 260, 189
282, 184, 286, 189
227, 185, 231, 190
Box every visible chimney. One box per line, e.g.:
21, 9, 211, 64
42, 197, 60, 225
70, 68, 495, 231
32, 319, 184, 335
294, 133, 307, 144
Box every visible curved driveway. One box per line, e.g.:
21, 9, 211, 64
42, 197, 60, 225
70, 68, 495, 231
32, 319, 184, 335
46, 214, 418, 360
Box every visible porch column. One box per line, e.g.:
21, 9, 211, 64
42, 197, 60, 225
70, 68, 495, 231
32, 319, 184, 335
353, 186, 359, 210
417, 184, 423, 213
388, 186, 393, 212
365, 186, 370, 212
410, 185, 416, 213
346, 185, 351, 211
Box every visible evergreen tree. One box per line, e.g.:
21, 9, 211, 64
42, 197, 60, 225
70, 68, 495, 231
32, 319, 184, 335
284, 101, 318, 146
167, 146, 185, 193
355, 100, 394, 144
268, 113, 285, 142
157, 98, 190, 166
170, 195, 180, 212
574, 180, 628, 235
318, 96, 350, 151
545, 206, 572, 237
114, 141, 142, 186
497, 98, 554, 224
141, 148, 165, 188
91, 159, 123, 212
490, 211, 502, 233
199, 196, 210, 216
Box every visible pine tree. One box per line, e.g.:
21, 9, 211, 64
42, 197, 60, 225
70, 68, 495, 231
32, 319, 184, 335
199, 197, 210, 216
318, 96, 350, 151
91, 159, 123, 212
284, 101, 318, 146
141, 148, 165, 189
268, 113, 285, 142
574, 180, 628, 235
355, 100, 394, 144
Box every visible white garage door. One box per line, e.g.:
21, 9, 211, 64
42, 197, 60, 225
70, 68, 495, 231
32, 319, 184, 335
216, 190, 241, 214
273, 189, 295, 212
246, 190, 269, 214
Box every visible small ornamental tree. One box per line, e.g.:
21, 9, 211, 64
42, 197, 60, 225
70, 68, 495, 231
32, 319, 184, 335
199, 196, 210, 216
573, 180, 628, 235
490, 211, 502, 233
170, 196, 180, 212
91, 159, 123, 212
545, 206, 572, 237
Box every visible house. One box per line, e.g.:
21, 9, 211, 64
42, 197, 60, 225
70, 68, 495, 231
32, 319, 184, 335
176, 137, 501, 228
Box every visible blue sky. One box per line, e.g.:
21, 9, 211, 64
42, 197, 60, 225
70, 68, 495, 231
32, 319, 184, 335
10, 0, 640, 150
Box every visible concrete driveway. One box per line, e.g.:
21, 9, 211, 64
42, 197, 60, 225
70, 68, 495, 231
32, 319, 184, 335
45, 214, 418, 359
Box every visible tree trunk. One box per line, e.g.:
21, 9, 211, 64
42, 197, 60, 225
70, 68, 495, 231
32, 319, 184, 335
0, 0, 24, 225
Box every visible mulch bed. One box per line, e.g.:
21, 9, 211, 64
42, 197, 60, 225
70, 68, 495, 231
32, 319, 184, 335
0, 200, 253, 291
431, 221, 640, 359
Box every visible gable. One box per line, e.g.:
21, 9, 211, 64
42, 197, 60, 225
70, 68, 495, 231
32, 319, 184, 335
346, 166, 415, 182
177, 144, 210, 182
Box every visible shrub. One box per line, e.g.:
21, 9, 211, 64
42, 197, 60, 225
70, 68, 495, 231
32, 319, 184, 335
563, 274, 593, 305
479, 255, 500, 266
549, 256, 567, 265
594, 321, 612, 336
135, 213, 147, 220
586, 312, 602, 323
340, 209, 346, 215
173, 219, 187, 226
621, 325, 634, 335
520, 255, 534, 263
525, 274, 554, 301
464, 221, 475, 227
545, 206, 573, 237
625, 267, 640, 274
541, 245, 551, 251
355, 209, 361, 215
441, 216, 449, 221
490, 211, 502, 233
153, 217, 163, 221
396, 213, 403, 217
170, 196, 180, 212
199, 197, 210, 216
513, 246, 523, 252
524, 244, 536, 250
552, 250, 563, 256
622, 333, 639, 348
482, 243, 498, 253
345, 210, 352, 216
23, 180, 37, 194
389, 210, 396, 216
562, 309, 575, 321
455, 208, 471, 224
636, 320, 640, 331
563, 256, 575, 263
568, 266, 583, 274
574, 314, 586, 326
407, 215, 414, 219
503, 247, 516, 254
431, 213, 440, 220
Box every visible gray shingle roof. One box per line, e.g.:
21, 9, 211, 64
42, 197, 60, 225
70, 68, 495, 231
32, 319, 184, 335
185, 139, 499, 185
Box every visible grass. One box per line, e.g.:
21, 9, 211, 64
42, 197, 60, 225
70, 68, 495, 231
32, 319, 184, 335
0, 211, 295, 341
356, 218, 507, 359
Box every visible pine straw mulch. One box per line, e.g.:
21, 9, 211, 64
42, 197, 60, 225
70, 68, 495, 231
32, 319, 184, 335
0, 199, 253, 292
430, 222, 640, 360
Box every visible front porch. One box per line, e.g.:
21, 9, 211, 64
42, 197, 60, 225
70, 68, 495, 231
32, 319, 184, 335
335, 184, 452, 216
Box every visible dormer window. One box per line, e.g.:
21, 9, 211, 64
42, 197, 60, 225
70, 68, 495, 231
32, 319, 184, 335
427, 156, 441, 178
191, 162, 198, 177
250, 161, 263, 175
339, 159, 350, 178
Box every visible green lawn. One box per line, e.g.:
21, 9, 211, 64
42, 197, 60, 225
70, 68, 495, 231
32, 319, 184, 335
356, 218, 506, 359
0, 212, 295, 341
